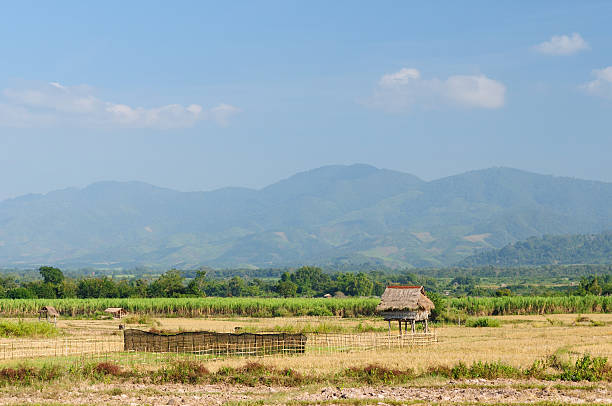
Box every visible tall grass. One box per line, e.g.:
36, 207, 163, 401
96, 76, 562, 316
0, 297, 379, 318
0, 295, 608, 318
0, 320, 60, 338
448, 295, 612, 316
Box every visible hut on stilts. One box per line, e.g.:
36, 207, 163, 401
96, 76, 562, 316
39, 306, 60, 325
376, 286, 435, 335
105, 307, 127, 319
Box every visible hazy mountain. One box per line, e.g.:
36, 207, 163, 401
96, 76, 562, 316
1, 164, 611, 269
457, 232, 612, 267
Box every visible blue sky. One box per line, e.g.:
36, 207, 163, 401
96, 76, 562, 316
1, 1, 611, 200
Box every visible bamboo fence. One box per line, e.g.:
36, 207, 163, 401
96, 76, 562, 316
0, 331, 436, 364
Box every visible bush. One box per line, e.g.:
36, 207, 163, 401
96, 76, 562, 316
557, 354, 611, 382
465, 317, 501, 328
155, 361, 209, 384
94, 362, 123, 377
344, 364, 413, 384
0, 320, 60, 338
122, 314, 160, 326
0, 365, 37, 384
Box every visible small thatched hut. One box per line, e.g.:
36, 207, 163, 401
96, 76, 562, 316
39, 306, 59, 324
104, 307, 127, 319
376, 286, 435, 334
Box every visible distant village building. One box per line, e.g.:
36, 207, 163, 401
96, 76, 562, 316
376, 286, 435, 334
39, 306, 59, 325
104, 307, 127, 319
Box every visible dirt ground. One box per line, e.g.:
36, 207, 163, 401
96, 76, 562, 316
0, 379, 609, 405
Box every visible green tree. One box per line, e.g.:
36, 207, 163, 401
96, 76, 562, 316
39, 266, 64, 285
186, 270, 208, 296
57, 279, 77, 298
277, 280, 298, 297
227, 276, 245, 297
288, 266, 331, 295
427, 291, 446, 322
148, 270, 185, 297
336, 272, 373, 296
7, 287, 36, 299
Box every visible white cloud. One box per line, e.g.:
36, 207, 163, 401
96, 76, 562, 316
379, 68, 421, 86
533, 33, 589, 55
0, 82, 241, 129
207, 103, 242, 127
445, 75, 506, 109
370, 68, 506, 112
582, 66, 612, 98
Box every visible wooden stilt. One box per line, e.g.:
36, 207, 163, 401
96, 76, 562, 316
411, 320, 415, 333
425, 319, 429, 333
398, 320, 402, 336
387, 320, 391, 335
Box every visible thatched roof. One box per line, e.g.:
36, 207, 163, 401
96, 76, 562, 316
376, 286, 435, 312
104, 307, 125, 314
40, 306, 59, 316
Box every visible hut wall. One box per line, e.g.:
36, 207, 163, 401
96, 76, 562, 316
123, 329, 306, 355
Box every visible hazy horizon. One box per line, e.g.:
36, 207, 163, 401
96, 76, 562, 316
3, 163, 612, 203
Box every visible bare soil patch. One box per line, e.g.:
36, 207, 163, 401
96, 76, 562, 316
0, 380, 609, 405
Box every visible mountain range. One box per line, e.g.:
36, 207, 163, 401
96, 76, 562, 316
1, 164, 611, 269
459, 232, 612, 267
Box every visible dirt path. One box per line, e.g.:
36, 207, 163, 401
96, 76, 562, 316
0, 380, 609, 405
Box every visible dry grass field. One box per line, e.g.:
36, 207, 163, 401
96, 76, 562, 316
0, 314, 609, 405
0, 314, 609, 370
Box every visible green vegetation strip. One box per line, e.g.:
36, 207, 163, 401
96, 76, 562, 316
0, 353, 609, 387
0, 320, 60, 338
0, 296, 610, 319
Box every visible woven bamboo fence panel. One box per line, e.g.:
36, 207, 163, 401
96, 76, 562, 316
123, 329, 307, 356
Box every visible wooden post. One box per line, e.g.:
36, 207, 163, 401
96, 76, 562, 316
398, 320, 402, 336
387, 320, 391, 335
425, 319, 429, 333
411, 320, 415, 334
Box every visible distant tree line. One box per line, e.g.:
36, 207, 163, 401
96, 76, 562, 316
0, 265, 610, 300
458, 232, 612, 267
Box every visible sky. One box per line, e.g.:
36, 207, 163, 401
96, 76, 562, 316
1, 1, 612, 201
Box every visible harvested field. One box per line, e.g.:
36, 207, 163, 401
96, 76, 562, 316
0, 314, 608, 372
0, 314, 608, 405
0, 379, 609, 405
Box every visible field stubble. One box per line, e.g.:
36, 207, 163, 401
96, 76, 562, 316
0, 314, 608, 374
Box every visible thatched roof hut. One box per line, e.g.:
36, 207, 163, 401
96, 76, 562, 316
39, 306, 59, 324
39, 306, 60, 317
105, 307, 127, 319
376, 286, 434, 313
377, 286, 435, 333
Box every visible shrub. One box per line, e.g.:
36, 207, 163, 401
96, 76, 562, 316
557, 354, 611, 382
0, 320, 60, 338
344, 364, 413, 384
155, 361, 209, 384
0, 365, 37, 384
213, 362, 304, 386
465, 317, 501, 328
122, 314, 160, 326
94, 362, 123, 377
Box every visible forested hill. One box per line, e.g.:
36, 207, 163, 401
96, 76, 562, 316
458, 232, 612, 267
1, 164, 612, 269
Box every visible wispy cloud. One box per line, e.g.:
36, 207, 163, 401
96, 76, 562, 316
582, 67, 612, 98
533, 33, 589, 55
368, 68, 506, 112
0, 82, 241, 129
